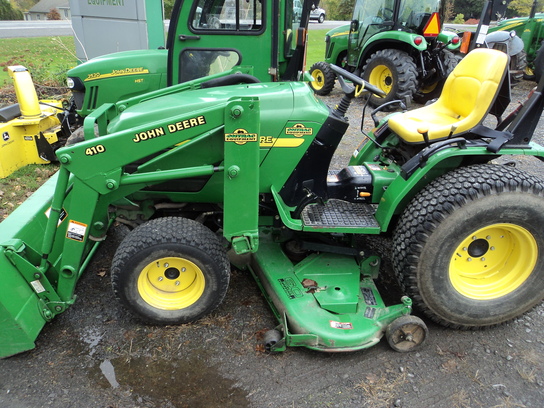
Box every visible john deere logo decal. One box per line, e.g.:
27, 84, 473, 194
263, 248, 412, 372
286, 123, 312, 137
225, 128, 258, 145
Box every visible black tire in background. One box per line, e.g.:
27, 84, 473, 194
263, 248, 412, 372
111, 217, 230, 325
392, 164, 544, 329
361, 49, 418, 107
413, 50, 460, 104
532, 41, 544, 83
309, 61, 336, 96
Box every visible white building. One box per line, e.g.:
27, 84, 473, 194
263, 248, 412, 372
25, 0, 71, 21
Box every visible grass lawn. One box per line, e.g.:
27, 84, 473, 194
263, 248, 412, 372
306, 29, 329, 68
0, 36, 78, 88
0, 30, 329, 90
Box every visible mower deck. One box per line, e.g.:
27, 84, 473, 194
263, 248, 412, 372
249, 230, 413, 352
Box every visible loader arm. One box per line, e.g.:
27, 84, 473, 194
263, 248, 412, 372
0, 92, 262, 358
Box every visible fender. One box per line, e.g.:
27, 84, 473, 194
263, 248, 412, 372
357, 32, 428, 68
372, 143, 544, 231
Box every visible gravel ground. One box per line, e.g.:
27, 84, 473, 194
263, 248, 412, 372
0, 80, 543, 408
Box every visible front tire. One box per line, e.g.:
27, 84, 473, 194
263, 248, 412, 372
392, 164, 544, 329
309, 61, 336, 96
362, 49, 418, 107
111, 217, 230, 325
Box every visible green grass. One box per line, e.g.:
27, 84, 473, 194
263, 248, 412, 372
0, 31, 327, 90
0, 164, 58, 218
306, 29, 329, 68
0, 36, 78, 88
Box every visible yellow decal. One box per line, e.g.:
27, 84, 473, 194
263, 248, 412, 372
286, 123, 313, 137
331, 31, 350, 38
259, 136, 304, 148
167, 116, 207, 134
225, 128, 258, 145
85, 144, 106, 155
133, 127, 166, 143
85, 67, 149, 82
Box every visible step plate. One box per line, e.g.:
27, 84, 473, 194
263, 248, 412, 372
301, 199, 379, 229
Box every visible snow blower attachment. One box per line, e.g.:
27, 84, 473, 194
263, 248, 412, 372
0, 66, 70, 178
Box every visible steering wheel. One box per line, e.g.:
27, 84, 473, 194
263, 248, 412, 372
328, 64, 386, 97
382, 7, 394, 21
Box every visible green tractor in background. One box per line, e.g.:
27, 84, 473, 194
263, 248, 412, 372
66, 0, 311, 122
309, 0, 461, 105
486, 0, 544, 81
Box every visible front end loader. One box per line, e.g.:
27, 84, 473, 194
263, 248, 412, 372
1, 48, 544, 358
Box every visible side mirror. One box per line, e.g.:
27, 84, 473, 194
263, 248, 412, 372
350, 19, 359, 31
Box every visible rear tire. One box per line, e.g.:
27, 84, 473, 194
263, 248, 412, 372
309, 61, 336, 96
413, 50, 460, 104
111, 217, 230, 325
392, 164, 544, 329
362, 49, 418, 107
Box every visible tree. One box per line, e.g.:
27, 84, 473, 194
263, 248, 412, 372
454, 0, 485, 20
508, 0, 544, 16
323, 0, 356, 21
164, 0, 175, 19
46, 8, 61, 20
444, 0, 455, 22
0, 0, 24, 20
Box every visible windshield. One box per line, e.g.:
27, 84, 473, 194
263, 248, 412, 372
398, 0, 442, 32
353, 0, 396, 26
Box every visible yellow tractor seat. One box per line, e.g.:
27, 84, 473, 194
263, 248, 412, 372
388, 48, 509, 144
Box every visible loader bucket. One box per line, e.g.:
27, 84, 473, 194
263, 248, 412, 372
0, 173, 59, 358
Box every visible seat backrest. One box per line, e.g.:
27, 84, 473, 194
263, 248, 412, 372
388, 48, 509, 144
435, 48, 508, 122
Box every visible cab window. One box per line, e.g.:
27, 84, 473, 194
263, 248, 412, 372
191, 0, 263, 32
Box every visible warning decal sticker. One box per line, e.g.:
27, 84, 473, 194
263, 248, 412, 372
330, 320, 353, 330
66, 220, 87, 242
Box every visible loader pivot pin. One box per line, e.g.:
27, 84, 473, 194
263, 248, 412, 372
231, 105, 244, 118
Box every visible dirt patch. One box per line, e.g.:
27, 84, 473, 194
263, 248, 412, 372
0, 81, 543, 408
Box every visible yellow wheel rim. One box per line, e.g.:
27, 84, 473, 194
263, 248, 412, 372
419, 82, 437, 94
449, 224, 537, 300
311, 69, 325, 91
368, 64, 393, 94
137, 256, 205, 310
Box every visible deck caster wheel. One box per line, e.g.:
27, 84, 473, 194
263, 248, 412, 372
386, 316, 428, 352
263, 329, 282, 352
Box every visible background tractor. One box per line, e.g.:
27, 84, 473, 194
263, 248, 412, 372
487, 0, 544, 81
308, 0, 460, 105
66, 0, 312, 120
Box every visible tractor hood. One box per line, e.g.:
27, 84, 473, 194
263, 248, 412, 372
106, 81, 329, 138
67, 49, 168, 84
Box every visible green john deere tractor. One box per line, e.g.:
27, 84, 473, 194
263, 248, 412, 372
1, 30, 544, 357
309, 0, 461, 105
486, 0, 544, 81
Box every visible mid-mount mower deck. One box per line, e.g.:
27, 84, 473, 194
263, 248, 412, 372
1, 46, 544, 358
